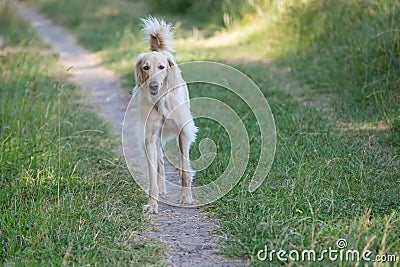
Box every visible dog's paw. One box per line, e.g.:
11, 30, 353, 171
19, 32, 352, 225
158, 184, 167, 195
180, 188, 194, 204
180, 196, 194, 204
143, 202, 158, 214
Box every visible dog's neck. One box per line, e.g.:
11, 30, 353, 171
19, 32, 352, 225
154, 97, 165, 115
145, 93, 170, 121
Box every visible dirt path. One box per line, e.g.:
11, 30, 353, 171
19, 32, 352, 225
14, 2, 248, 266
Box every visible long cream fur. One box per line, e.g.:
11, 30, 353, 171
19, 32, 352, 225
132, 17, 197, 214
140, 16, 174, 53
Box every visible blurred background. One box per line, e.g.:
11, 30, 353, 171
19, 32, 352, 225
12, 0, 398, 128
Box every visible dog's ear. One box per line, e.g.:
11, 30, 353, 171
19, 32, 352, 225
135, 54, 148, 85
165, 54, 184, 89
167, 56, 176, 68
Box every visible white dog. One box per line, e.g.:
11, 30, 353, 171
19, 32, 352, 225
132, 17, 197, 213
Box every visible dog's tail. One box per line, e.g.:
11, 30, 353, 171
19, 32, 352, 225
141, 16, 174, 53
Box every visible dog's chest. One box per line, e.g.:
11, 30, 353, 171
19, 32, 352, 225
154, 98, 179, 132
154, 94, 176, 118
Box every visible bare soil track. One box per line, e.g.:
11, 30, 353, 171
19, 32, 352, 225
14, 1, 248, 266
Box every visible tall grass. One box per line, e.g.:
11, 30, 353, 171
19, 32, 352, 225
0, 2, 163, 265
272, 0, 400, 125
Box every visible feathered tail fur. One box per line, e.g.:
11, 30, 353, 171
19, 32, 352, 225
140, 16, 174, 53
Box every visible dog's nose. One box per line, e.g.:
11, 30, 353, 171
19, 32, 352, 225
149, 81, 159, 91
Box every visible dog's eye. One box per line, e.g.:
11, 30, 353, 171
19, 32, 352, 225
158, 65, 165, 70
143, 65, 150, 70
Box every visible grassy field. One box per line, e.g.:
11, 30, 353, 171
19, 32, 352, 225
12, 0, 400, 265
0, 2, 164, 265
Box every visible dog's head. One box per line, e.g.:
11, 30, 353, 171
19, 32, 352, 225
135, 51, 176, 96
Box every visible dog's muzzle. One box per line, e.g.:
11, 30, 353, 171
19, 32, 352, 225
149, 81, 160, 96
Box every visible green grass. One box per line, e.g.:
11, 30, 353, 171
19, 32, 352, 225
16, 0, 400, 265
0, 2, 164, 265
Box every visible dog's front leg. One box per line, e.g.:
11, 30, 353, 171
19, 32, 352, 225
157, 139, 166, 194
143, 129, 159, 214
179, 130, 194, 204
